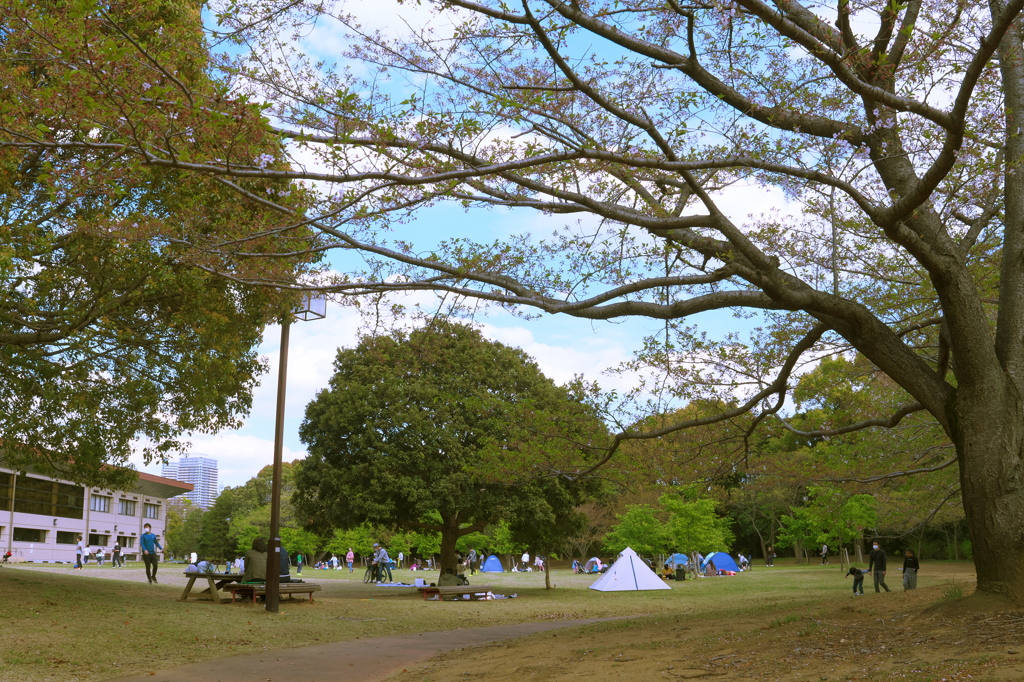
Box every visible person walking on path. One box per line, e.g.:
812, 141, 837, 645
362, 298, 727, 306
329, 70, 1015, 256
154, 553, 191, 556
346, 547, 355, 573
75, 536, 84, 570
96, 547, 105, 566
140, 523, 163, 584
902, 549, 920, 590
466, 548, 476, 575
868, 541, 891, 593
112, 541, 122, 568
397, 551, 405, 570
820, 543, 829, 565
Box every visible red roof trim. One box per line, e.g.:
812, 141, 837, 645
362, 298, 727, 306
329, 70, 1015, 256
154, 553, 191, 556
137, 470, 193, 492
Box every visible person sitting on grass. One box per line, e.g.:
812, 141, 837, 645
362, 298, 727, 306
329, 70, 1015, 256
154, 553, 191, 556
438, 567, 460, 586
845, 566, 866, 595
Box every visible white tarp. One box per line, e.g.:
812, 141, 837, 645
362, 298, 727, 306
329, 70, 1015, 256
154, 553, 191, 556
589, 547, 671, 592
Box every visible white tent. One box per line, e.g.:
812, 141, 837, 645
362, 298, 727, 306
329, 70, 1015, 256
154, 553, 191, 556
589, 547, 671, 592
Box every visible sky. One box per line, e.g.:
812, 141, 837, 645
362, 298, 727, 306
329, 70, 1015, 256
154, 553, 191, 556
132, 0, 794, 490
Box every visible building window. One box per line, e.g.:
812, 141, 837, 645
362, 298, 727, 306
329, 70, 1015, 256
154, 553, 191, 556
12, 475, 83, 519
13, 527, 45, 543
117, 535, 135, 549
88, 534, 109, 547
54, 482, 85, 519
56, 531, 78, 544
89, 495, 111, 513
0, 472, 11, 511
118, 499, 137, 516
143, 503, 160, 519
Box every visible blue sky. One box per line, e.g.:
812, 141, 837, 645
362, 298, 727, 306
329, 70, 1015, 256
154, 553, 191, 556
131, 1, 788, 489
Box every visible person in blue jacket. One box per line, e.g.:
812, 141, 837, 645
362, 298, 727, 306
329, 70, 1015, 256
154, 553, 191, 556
140, 523, 163, 584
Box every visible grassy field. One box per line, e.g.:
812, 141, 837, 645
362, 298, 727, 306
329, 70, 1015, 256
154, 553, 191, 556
0, 559, 1009, 681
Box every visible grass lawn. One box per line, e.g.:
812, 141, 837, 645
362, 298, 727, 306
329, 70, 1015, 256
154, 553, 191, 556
3, 559, 1019, 681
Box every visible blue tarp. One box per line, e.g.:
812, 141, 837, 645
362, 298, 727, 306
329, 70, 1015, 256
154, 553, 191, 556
701, 551, 740, 572
480, 554, 504, 572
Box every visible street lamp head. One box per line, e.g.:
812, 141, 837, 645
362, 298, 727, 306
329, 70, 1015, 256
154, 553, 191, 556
293, 293, 327, 321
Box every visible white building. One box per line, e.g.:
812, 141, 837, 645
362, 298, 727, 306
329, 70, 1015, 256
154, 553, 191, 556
162, 454, 218, 509
1, 462, 190, 563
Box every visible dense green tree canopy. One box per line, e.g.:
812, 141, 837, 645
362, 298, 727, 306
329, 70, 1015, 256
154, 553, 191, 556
294, 322, 605, 571
0, 0, 317, 485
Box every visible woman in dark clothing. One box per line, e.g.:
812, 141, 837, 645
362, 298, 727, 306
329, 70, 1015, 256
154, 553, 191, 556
902, 549, 920, 590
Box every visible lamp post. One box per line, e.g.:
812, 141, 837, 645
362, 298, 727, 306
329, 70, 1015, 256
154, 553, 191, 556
266, 293, 326, 613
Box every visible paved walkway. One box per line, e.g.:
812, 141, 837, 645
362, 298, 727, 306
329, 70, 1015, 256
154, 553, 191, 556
106, 619, 610, 682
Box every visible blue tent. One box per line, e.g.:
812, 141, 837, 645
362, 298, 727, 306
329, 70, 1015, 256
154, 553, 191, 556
701, 552, 739, 572
480, 554, 504, 572
668, 553, 689, 567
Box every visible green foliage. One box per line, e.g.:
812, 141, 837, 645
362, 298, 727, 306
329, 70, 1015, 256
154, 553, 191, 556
604, 505, 669, 556
164, 501, 204, 560
661, 496, 733, 555
294, 321, 605, 569
279, 527, 320, 562
0, 0, 317, 486
777, 486, 877, 556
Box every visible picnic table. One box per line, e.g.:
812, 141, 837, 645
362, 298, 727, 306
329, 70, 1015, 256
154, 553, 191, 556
179, 572, 243, 604
229, 582, 322, 604
417, 584, 494, 601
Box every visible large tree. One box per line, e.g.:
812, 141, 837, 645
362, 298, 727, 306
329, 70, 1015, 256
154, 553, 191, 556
0, 0, 316, 484
293, 322, 605, 572
4, 0, 1024, 601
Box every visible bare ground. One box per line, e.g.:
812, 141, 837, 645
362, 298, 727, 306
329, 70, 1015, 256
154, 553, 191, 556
389, 564, 1024, 682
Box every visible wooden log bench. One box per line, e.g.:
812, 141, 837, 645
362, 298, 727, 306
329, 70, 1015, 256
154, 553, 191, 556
417, 585, 494, 601
229, 582, 322, 604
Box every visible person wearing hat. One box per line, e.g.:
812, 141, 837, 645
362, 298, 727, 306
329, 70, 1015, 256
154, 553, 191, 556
372, 543, 392, 583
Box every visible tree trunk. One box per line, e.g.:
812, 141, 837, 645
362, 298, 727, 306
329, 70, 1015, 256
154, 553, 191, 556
438, 514, 461, 574
953, 384, 1024, 602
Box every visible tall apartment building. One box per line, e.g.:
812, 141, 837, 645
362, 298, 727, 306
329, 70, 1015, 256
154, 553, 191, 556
162, 454, 219, 509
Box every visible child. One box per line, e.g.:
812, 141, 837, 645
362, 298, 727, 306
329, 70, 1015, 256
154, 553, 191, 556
846, 566, 866, 595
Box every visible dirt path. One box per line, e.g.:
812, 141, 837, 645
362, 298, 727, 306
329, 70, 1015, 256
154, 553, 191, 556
103, 619, 617, 682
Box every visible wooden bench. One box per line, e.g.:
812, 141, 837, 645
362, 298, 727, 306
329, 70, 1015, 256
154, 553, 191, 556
179, 572, 243, 605
229, 582, 322, 604
417, 584, 494, 601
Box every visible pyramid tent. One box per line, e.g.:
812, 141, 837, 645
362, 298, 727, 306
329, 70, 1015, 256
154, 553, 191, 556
589, 548, 671, 592
480, 554, 504, 572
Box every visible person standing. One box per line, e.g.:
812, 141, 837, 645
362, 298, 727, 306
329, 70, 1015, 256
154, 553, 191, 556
296, 552, 303, 574
83, 541, 91, 565
112, 541, 122, 568
820, 543, 829, 565
140, 523, 163, 584
96, 547, 105, 566
346, 547, 355, 573
902, 549, 920, 590
397, 550, 405, 570
372, 543, 392, 583
765, 546, 774, 567
466, 548, 476, 575
75, 536, 84, 570
868, 541, 891, 593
